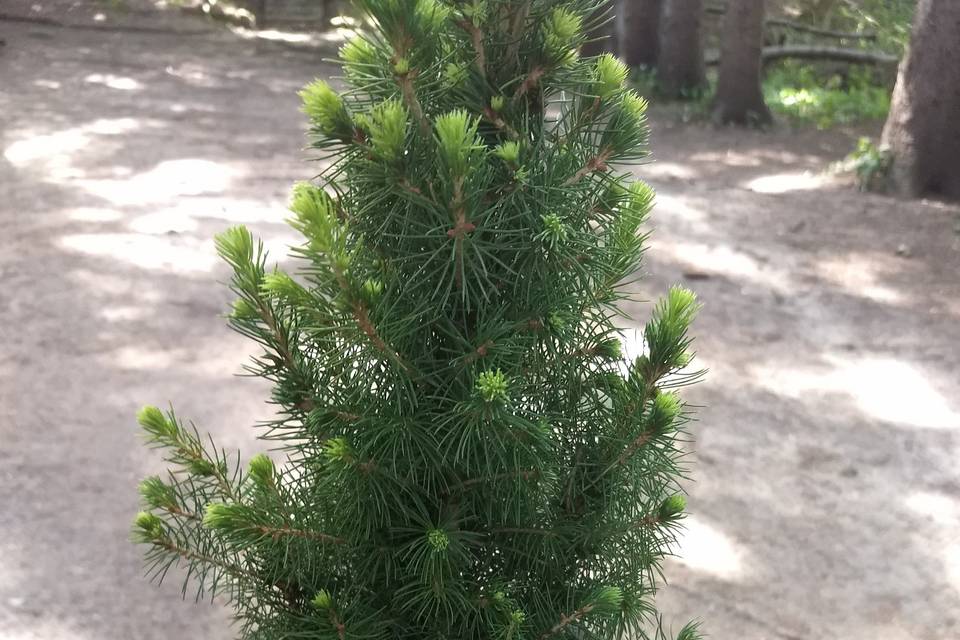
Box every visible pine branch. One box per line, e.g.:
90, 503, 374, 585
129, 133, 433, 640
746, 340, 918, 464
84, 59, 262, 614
563, 147, 613, 186
152, 537, 248, 582
447, 179, 474, 290
351, 299, 413, 373
538, 603, 595, 640
482, 106, 521, 140
456, 18, 486, 75
255, 524, 346, 545
397, 71, 431, 137
492, 527, 559, 537
325, 251, 415, 374
513, 66, 545, 101
504, 0, 531, 67
254, 299, 297, 372
451, 468, 538, 491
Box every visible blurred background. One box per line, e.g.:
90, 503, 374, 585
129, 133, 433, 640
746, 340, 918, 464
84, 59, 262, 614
1, 0, 958, 638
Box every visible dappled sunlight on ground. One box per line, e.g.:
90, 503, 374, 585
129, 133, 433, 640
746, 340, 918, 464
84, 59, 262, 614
4, 117, 144, 178
752, 354, 960, 431
127, 197, 291, 232
687, 148, 823, 169
906, 491, 960, 596
653, 193, 708, 225
84, 73, 143, 91
59, 232, 220, 272
76, 158, 239, 203
641, 161, 698, 182
99, 342, 255, 376
814, 252, 908, 305
652, 238, 792, 293
744, 170, 836, 194
948, 546, 960, 597
671, 515, 747, 581
68, 207, 125, 222
906, 490, 960, 526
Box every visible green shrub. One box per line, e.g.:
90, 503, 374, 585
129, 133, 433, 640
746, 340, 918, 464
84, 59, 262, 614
839, 137, 891, 191
763, 63, 891, 128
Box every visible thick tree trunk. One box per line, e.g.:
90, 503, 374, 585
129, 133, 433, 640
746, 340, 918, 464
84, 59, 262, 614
581, 0, 620, 56
657, 0, 706, 98
712, 0, 771, 124
881, 0, 960, 200
620, 0, 661, 68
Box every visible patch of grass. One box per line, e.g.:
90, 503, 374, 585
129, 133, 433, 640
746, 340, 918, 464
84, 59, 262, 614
763, 63, 891, 128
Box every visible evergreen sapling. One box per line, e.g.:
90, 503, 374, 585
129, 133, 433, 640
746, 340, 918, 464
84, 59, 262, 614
132, 1, 705, 638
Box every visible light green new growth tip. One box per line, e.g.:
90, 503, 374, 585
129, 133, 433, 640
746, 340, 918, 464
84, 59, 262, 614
435, 109, 482, 177
594, 54, 629, 99
544, 7, 583, 64
427, 528, 449, 552
136, 405, 176, 440
476, 369, 509, 403
312, 589, 333, 610
300, 79, 349, 136
247, 454, 275, 487
368, 99, 409, 161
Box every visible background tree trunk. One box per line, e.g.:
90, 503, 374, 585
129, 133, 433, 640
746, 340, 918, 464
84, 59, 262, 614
581, 0, 620, 56
620, 0, 662, 68
712, 0, 771, 124
881, 0, 960, 200
657, 0, 706, 98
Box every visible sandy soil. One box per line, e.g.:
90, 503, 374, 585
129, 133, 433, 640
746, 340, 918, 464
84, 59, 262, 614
2, 3, 960, 639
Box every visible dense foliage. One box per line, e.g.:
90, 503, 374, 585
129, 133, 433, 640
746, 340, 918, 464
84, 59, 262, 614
132, 1, 703, 639
763, 63, 891, 128
795, 0, 916, 53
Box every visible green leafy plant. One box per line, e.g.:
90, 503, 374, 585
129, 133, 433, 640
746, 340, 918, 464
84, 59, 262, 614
840, 136, 891, 191
833, 0, 916, 55
763, 62, 891, 128
132, 1, 704, 639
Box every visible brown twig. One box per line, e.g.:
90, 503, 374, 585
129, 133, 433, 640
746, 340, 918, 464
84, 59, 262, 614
256, 524, 345, 545
513, 66, 545, 101
456, 19, 486, 75
538, 603, 595, 640
563, 147, 612, 186
504, 0, 531, 66
452, 469, 538, 491
482, 106, 520, 140
352, 301, 412, 373
155, 538, 247, 580
448, 179, 474, 290
398, 72, 432, 137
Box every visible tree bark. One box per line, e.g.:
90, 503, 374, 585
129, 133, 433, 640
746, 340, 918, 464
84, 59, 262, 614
657, 0, 707, 98
712, 0, 770, 124
881, 0, 960, 200
619, 0, 662, 68
581, 0, 619, 56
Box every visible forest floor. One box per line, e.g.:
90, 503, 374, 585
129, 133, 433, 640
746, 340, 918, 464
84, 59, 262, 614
2, 2, 960, 639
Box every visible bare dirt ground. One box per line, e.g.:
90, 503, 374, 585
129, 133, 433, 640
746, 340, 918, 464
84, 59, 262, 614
2, 3, 960, 639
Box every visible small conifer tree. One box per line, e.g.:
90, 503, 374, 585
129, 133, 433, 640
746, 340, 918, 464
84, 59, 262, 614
132, 1, 704, 639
